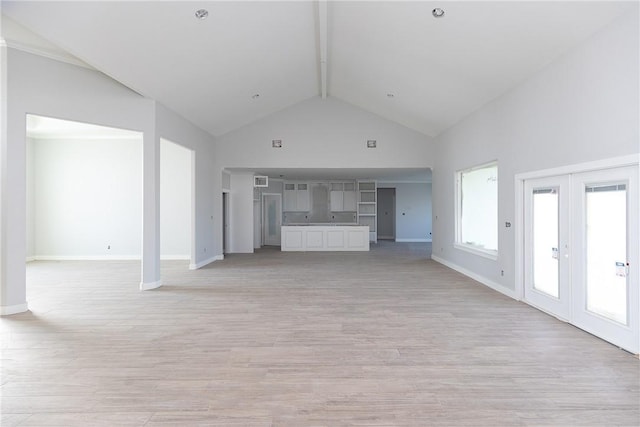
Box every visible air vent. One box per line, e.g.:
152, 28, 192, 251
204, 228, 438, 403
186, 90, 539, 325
367, 140, 377, 148
272, 139, 282, 148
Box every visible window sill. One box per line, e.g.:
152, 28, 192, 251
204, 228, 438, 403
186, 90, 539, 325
454, 243, 498, 260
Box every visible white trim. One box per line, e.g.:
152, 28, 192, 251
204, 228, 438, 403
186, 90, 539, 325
140, 280, 162, 291
432, 255, 517, 300
515, 154, 639, 181
396, 238, 430, 243
189, 254, 222, 270
31, 255, 141, 261
453, 243, 498, 260
160, 255, 190, 261
25, 256, 36, 263
514, 154, 640, 305
0, 302, 29, 316
4, 40, 93, 70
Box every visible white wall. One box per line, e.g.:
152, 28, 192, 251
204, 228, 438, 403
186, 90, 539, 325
216, 97, 436, 250
31, 137, 142, 258
160, 139, 191, 259
1, 47, 217, 313
216, 96, 435, 169
229, 172, 255, 253
26, 137, 35, 259
378, 182, 432, 242
432, 10, 639, 295
155, 104, 218, 268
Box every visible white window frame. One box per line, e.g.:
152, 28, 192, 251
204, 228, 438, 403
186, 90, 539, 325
454, 161, 499, 260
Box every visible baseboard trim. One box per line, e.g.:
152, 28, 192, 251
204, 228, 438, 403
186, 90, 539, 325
1, 302, 29, 316
189, 255, 223, 270
396, 238, 430, 243
431, 255, 517, 300
140, 280, 162, 291
32, 255, 141, 261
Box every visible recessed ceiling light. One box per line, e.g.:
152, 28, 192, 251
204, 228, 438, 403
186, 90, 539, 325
195, 9, 209, 20
252, 94, 260, 99
386, 93, 395, 98
432, 8, 445, 18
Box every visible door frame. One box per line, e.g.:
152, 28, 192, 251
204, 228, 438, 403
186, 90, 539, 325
515, 154, 639, 301
261, 193, 282, 247
377, 187, 396, 240
222, 190, 230, 254
515, 154, 639, 353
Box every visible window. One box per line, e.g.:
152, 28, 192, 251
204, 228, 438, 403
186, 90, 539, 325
455, 161, 498, 258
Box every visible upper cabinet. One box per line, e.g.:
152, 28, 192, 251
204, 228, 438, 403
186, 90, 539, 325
284, 182, 309, 211
329, 182, 357, 212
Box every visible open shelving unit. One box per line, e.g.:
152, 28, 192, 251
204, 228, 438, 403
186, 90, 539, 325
357, 180, 377, 243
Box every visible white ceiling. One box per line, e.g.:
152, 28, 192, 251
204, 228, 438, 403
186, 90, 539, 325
1, 1, 633, 138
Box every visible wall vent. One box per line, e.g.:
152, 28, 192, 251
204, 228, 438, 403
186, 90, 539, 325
367, 140, 377, 148
272, 139, 282, 148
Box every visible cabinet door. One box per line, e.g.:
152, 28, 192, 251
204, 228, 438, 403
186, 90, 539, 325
296, 184, 310, 211
330, 190, 344, 211
284, 183, 297, 211
343, 190, 357, 211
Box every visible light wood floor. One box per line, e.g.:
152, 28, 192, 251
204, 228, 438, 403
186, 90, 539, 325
2, 242, 638, 426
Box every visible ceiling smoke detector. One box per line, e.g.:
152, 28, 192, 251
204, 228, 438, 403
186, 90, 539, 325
252, 94, 260, 99
195, 9, 209, 20
432, 8, 445, 18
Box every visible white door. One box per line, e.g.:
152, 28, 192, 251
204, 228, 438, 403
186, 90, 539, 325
523, 165, 639, 353
524, 175, 571, 320
571, 166, 638, 353
263, 194, 282, 247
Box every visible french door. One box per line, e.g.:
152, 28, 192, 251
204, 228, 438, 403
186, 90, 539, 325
524, 165, 639, 353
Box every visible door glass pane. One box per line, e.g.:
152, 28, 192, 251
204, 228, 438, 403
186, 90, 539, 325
268, 199, 276, 237
532, 188, 559, 298
585, 183, 627, 325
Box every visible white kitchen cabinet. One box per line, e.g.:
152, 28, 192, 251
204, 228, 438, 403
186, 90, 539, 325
283, 182, 309, 211
329, 182, 357, 212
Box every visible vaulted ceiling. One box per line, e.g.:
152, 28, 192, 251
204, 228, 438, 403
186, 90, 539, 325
1, 1, 633, 138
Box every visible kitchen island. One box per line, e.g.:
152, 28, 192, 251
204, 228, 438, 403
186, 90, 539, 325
281, 225, 370, 251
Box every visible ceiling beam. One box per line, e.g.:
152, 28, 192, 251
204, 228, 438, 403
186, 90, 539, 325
318, 0, 328, 99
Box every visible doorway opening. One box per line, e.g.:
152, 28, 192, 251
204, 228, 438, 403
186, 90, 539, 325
25, 114, 143, 296
377, 188, 396, 240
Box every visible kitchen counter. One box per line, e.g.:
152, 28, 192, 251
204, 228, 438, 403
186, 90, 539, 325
281, 225, 370, 251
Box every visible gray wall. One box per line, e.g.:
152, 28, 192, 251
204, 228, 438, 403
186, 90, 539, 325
431, 10, 639, 295
378, 182, 432, 242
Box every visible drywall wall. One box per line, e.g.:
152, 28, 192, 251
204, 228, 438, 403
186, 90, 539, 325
25, 137, 35, 259
432, 10, 639, 295
32, 137, 142, 258
1, 47, 217, 313
216, 96, 435, 170
378, 182, 432, 242
155, 104, 218, 268
229, 172, 255, 253
160, 139, 191, 259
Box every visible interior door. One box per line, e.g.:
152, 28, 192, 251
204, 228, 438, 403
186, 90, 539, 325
524, 175, 571, 320
571, 166, 638, 353
263, 194, 282, 247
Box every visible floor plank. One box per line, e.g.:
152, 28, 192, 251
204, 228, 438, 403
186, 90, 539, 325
1, 242, 638, 426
